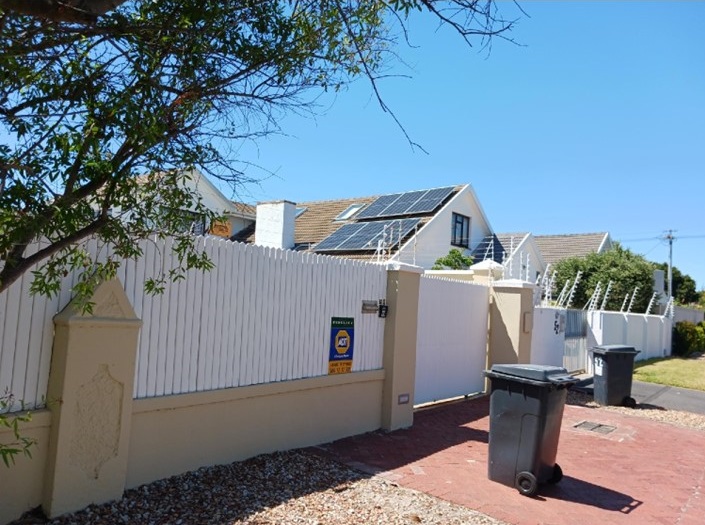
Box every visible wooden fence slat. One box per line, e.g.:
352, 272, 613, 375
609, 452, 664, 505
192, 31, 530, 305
2, 235, 390, 407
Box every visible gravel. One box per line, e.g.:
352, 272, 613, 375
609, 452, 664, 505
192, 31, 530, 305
13, 383, 705, 525
14, 450, 505, 525
566, 389, 705, 431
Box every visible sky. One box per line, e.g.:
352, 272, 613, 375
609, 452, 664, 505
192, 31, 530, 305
231, 1, 705, 291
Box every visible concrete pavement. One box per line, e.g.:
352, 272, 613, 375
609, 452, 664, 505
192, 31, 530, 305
573, 376, 705, 415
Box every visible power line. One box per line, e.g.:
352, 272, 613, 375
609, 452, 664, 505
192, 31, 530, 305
618, 234, 705, 243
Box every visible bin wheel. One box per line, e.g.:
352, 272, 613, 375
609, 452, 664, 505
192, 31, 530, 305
548, 463, 563, 484
515, 471, 538, 497
623, 396, 637, 408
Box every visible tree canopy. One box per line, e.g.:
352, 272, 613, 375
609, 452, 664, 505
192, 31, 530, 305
432, 248, 474, 270
552, 245, 657, 313
0, 1, 519, 303
653, 262, 700, 305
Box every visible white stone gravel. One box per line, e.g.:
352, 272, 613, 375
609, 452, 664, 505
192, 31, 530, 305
566, 389, 705, 431
18, 450, 505, 525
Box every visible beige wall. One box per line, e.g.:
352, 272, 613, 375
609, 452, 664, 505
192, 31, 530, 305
382, 265, 421, 431
0, 411, 51, 525
127, 370, 384, 488
488, 281, 536, 367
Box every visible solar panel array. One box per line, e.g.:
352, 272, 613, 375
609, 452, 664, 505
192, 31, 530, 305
314, 218, 421, 252
354, 186, 455, 220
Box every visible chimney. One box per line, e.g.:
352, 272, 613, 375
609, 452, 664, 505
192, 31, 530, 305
255, 200, 296, 250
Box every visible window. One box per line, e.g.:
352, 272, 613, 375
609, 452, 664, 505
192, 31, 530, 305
335, 203, 365, 221
451, 213, 470, 248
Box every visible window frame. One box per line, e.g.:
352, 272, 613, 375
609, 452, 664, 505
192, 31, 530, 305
451, 212, 470, 248
335, 203, 365, 221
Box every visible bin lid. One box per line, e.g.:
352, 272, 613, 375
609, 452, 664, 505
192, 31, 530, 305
592, 345, 640, 355
488, 363, 573, 383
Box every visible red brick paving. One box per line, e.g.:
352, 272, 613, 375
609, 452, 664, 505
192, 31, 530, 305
316, 397, 705, 525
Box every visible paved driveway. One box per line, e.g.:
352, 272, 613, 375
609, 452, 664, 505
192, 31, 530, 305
317, 396, 705, 525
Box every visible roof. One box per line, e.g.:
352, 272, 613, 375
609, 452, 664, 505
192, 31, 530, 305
232, 186, 463, 257
533, 232, 611, 265
293, 196, 378, 247
495, 233, 529, 258
231, 201, 256, 218
471, 234, 507, 263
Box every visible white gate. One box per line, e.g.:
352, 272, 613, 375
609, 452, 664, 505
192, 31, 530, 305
414, 276, 489, 405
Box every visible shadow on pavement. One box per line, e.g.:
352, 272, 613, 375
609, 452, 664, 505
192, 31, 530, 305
317, 396, 490, 472
541, 476, 643, 513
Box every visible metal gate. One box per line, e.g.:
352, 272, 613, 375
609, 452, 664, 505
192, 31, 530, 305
564, 309, 588, 372
414, 276, 489, 405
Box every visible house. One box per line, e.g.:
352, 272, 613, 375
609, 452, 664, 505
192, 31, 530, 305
233, 184, 494, 269
173, 171, 612, 280
125, 169, 256, 238
469, 231, 613, 283
533, 232, 613, 266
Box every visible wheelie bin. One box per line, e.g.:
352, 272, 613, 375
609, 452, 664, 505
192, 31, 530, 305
484, 364, 576, 497
591, 345, 640, 407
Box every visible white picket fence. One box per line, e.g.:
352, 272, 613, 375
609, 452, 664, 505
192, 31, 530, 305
414, 275, 489, 404
0, 236, 388, 409
127, 237, 387, 398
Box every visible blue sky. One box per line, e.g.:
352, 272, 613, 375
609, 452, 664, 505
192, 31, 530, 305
236, 1, 705, 291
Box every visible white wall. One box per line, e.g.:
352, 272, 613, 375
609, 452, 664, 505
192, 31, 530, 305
530, 307, 566, 367
395, 185, 492, 269
674, 306, 704, 324
503, 234, 545, 282
588, 311, 672, 361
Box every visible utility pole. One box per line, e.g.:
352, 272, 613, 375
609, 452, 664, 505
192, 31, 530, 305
664, 229, 675, 299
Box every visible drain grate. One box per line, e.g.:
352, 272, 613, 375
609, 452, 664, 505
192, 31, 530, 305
574, 421, 616, 434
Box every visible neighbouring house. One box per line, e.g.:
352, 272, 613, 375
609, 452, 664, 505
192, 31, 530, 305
469, 232, 613, 283
533, 232, 613, 266
232, 184, 494, 269
123, 168, 256, 238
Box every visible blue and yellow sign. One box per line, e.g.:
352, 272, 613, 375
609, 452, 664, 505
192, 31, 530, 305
329, 317, 355, 374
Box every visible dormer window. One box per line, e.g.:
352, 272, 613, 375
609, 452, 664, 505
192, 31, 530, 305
335, 203, 365, 221
295, 206, 308, 218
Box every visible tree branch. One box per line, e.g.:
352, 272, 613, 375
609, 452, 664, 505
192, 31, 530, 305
0, 0, 128, 23
0, 216, 108, 294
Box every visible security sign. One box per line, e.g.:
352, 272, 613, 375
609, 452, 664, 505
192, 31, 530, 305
329, 317, 355, 374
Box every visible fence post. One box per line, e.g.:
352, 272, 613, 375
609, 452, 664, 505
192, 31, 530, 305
382, 263, 422, 431
488, 281, 537, 367
43, 279, 141, 518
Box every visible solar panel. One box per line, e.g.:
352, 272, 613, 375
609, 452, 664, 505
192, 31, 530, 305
354, 186, 455, 219
354, 194, 402, 220
336, 221, 387, 251
377, 190, 427, 217
405, 186, 455, 214
314, 218, 421, 252
312, 222, 367, 251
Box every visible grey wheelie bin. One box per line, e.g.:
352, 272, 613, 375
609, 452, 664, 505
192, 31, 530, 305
484, 364, 577, 497
591, 345, 640, 407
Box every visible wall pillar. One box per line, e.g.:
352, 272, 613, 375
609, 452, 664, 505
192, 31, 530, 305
43, 279, 141, 518
488, 281, 537, 367
382, 262, 422, 431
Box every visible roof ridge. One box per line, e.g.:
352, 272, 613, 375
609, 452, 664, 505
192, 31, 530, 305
534, 232, 608, 238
